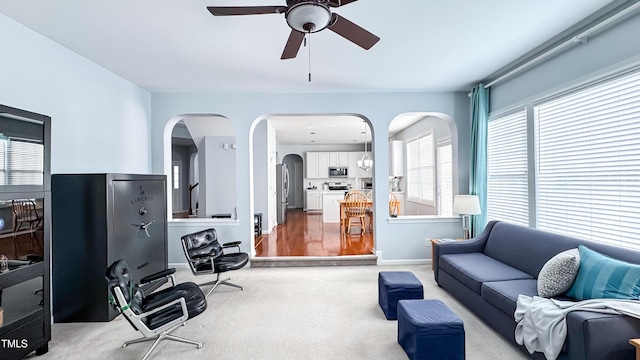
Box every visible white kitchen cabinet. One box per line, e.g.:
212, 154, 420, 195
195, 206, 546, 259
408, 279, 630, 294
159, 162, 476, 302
306, 190, 322, 211
306, 152, 329, 178
348, 151, 373, 178
318, 152, 329, 177
329, 152, 349, 167
389, 140, 404, 177
306, 152, 318, 178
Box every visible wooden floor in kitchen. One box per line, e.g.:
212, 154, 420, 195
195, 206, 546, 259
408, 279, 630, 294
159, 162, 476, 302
254, 209, 374, 257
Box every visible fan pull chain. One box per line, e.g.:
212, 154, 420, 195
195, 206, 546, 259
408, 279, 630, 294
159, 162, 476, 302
308, 32, 312, 82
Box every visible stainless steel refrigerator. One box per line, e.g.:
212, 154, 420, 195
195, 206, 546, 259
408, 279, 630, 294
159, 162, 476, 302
276, 163, 289, 224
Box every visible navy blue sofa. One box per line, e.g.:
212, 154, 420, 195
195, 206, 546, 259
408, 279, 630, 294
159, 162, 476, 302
433, 220, 640, 360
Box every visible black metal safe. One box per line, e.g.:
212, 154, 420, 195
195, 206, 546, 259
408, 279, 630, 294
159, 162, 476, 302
51, 174, 167, 322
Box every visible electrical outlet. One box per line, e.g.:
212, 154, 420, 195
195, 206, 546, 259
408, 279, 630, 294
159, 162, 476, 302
425, 238, 431, 247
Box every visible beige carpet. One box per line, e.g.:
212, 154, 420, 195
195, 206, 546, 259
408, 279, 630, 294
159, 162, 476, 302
30, 264, 529, 360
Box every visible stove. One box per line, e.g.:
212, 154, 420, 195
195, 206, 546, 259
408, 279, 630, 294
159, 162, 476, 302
328, 182, 349, 191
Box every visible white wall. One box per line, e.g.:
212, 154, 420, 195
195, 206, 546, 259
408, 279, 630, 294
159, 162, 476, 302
200, 135, 237, 217
0, 14, 152, 174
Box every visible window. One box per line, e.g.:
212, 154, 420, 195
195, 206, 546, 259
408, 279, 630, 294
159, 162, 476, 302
0, 138, 44, 186
437, 139, 453, 216
173, 164, 180, 190
407, 131, 434, 204
535, 69, 640, 249
487, 109, 529, 226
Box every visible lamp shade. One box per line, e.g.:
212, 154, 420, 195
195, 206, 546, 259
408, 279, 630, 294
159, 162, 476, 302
453, 195, 481, 215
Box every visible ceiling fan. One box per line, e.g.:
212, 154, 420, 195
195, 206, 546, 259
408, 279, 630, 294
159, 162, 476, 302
207, 0, 380, 59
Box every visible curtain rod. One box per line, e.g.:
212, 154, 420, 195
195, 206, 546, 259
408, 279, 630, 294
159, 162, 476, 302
483, 2, 640, 89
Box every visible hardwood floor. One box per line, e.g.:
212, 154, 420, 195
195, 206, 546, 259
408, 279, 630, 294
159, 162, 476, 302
254, 209, 374, 257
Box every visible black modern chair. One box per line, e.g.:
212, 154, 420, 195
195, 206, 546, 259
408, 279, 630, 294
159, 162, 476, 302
181, 228, 249, 298
105, 259, 207, 360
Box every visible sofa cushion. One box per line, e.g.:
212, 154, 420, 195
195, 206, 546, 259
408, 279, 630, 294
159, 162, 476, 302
481, 279, 538, 317
537, 248, 580, 298
439, 253, 534, 294
482, 222, 583, 278
567, 245, 640, 300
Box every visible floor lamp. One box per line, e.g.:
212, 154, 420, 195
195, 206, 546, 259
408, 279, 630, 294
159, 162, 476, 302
453, 195, 481, 239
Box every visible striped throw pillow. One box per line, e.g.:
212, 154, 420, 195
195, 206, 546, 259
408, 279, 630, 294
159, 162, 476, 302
566, 245, 640, 300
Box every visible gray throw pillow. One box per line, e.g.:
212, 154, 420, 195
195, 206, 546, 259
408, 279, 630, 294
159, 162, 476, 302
537, 248, 580, 298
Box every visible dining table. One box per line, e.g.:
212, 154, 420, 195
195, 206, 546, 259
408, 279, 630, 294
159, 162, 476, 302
337, 198, 401, 230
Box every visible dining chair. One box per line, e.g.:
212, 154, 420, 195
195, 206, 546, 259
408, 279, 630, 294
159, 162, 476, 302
12, 199, 42, 237
389, 192, 399, 216
11, 199, 43, 257
365, 191, 374, 231
344, 191, 368, 234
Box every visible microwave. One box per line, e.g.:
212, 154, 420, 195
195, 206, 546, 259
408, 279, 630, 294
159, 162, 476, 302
328, 167, 348, 178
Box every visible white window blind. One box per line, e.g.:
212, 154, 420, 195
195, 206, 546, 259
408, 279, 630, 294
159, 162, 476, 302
407, 131, 434, 204
0, 140, 5, 185
535, 69, 640, 249
487, 109, 529, 226
437, 140, 453, 216
0, 139, 43, 185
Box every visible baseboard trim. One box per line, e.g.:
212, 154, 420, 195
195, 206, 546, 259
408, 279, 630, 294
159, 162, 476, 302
377, 259, 430, 266
250, 255, 378, 268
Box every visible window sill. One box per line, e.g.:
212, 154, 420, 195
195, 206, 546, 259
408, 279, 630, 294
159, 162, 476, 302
388, 215, 459, 224
169, 218, 239, 226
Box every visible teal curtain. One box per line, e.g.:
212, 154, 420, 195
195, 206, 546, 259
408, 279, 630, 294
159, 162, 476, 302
469, 84, 489, 237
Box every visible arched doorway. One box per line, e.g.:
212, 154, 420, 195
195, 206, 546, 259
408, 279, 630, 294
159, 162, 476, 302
251, 114, 376, 263
282, 154, 304, 210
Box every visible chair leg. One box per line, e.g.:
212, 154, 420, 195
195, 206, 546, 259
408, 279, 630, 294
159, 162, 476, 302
123, 322, 202, 360
199, 273, 244, 298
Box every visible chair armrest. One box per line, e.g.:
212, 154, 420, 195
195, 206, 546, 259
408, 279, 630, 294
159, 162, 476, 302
433, 221, 497, 283
140, 268, 176, 284
223, 241, 241, 253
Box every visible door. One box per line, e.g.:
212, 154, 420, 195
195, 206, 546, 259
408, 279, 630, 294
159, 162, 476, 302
172, 161, 182, 213
110, 179, 166, 284
294, 161, 303, 208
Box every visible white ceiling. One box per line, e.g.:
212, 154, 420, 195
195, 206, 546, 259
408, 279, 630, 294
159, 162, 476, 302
0, 0, 616, 144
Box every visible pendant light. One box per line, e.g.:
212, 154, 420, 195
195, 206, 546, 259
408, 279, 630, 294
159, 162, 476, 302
357, 122, 373, 171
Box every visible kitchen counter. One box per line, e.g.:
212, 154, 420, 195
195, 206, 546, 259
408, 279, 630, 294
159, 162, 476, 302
322, 192, 344, 223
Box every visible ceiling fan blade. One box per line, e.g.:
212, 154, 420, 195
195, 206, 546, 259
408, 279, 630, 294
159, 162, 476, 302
207, 6, 288, 16
328, 0, 359, 7
281, 30, 305, 59
328, 14, 380, 50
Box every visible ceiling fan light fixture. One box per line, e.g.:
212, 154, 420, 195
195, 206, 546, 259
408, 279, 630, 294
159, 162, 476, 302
286, 3, 331, 33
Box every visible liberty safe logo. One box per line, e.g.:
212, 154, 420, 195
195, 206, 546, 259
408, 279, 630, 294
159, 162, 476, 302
130, 185, 154, 204
1, 338, 29, 348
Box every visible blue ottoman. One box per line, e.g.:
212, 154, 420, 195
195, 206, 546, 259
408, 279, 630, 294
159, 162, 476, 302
378, 271, 423, 320
397, 299, 465, 360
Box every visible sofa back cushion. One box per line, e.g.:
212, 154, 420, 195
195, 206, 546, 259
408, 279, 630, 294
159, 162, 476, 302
483, 222, 584, 277
483, 222, 640, 279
